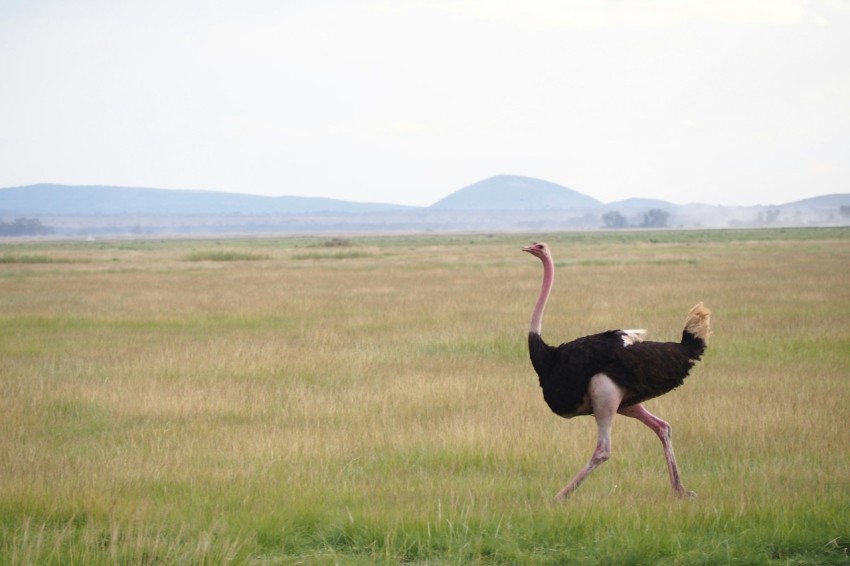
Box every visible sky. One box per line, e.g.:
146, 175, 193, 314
1, 0, 848, 207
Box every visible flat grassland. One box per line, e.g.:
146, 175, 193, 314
1, 229, 848, 565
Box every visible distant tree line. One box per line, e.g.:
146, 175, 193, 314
0, 217, 55, 236
602, 209, 670, 229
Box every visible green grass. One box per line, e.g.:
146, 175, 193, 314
1, 228, 848, 564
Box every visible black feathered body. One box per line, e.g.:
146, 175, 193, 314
529, 329, 706, 418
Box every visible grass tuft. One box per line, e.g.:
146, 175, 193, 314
0, 254, 75, 264
292, 250, 373, 260
183, 250, 271, 261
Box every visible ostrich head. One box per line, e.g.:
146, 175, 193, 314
522, 242, 550, 259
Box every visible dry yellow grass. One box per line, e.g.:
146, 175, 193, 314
0, 230, 848, 564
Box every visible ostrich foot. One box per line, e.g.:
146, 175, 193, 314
677, 488, 697, 499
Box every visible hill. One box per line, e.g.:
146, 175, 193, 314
779, 194, 850, 209
429, 175, 601, 210
0, 184, 412, 216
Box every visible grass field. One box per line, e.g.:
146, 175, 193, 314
1, 228, 848, 565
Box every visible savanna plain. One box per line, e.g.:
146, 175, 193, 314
1, 228, 848, 565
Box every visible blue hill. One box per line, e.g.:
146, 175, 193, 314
429, 175, 601, 210
0, 184, 414, 216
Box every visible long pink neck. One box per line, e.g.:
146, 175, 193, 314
530, 253, 554, 335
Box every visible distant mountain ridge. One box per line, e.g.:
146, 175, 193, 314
2, 178, 847, 216
1, 177, 848, 236
778, 194, 850, 209
0, 184, 413, 216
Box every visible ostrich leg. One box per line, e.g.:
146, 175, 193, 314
618, 403, 696, 498
555, 374, 625, 500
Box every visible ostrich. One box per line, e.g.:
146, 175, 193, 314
522, 242, 711, 499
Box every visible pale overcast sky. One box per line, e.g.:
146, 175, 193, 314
1, 1, 848, 206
